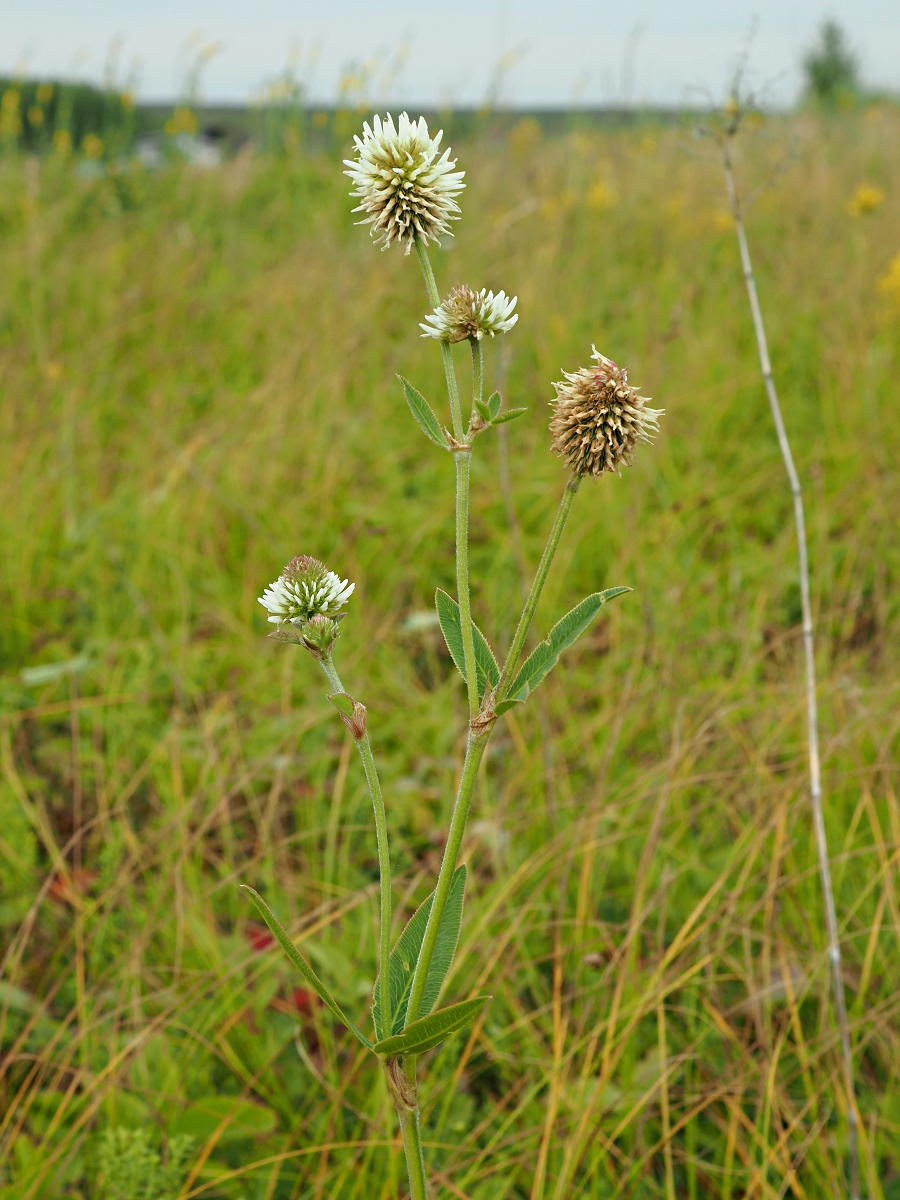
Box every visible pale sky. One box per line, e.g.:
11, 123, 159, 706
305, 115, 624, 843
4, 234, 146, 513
3, 0, 899, 108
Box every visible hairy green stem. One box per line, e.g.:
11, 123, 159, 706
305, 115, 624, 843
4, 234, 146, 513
498, 475, 581, 698
319, 652, 392, 1040
454, 450, 479, 721
470, 337, 484, 422
405, 729, 491, 1028
398, 1107, 429, 1200
415, 236, 463, 439
415, 236, 478, 718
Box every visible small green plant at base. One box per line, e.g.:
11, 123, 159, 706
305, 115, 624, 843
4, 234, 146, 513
96, 1129, 193, 1200
244, 111, 663, 1196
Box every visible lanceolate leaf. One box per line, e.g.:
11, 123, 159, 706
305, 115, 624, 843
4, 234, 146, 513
491, 407, 528, 425
373, 996, 491, 1057
398, 376, 451, 449
242, 886, 373, 1050
505, 587, 631, 705
474, 399, 492, 423
435, 589, 500, 699
487, 391, 502, 421
373, 866, 467, 1039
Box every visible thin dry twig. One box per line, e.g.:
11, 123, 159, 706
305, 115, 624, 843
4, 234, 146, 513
716, 99, 859, 1200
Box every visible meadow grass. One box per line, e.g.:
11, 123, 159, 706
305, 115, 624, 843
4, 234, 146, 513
1, 107, 899, 1199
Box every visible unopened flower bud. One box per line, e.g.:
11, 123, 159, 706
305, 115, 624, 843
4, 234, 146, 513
420, 285, 518, 343
549, 347, 663, 478
299, 614, 340, 657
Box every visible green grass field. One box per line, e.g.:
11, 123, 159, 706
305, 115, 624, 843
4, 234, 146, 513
1, 107, 899, 1199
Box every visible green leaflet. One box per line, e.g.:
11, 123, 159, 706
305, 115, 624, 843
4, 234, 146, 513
474, 399, 492, 423
242, 886, 373, 1050
487, 390, 502, 420
327, 692, 354, 717
398, 375, 451, 449
373, 996, 491, 1057
504, 587, 631, 705
372, 865, 467, 1040
435, 589, 500, 699
490, 407, 527, 425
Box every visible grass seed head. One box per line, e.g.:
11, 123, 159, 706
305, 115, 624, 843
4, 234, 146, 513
420, 284, 518, 343
258, 556, 355, 628
549, 347, 663, 478
344, 112, 465, 254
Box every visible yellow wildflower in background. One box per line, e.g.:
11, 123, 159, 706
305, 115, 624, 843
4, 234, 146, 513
36, 83, 53, 103
82, 133, 104, 159
0, 89, 22, 141
587, 181, 617, 212
28, 105, 44, 127
846, 183, 885, 216
165, 107, 198, 137
877, 251, 900, 305
53, 129, 72, 155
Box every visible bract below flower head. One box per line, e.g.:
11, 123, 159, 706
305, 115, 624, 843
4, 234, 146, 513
420, 285, 518, 343
549, 347, 664, 478
258, 555, 355, 628
343, 112, 465, 254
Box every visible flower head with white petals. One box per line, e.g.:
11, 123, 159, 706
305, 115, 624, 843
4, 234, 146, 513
258, 556, 355, 629
549, 347, 664, 479
420, 285, 518, 344
344, 112, 465, 254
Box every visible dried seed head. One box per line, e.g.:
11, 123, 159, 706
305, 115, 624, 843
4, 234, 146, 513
420, 285, 518, 343
344, 112, 465, 254
258, 556, 354, 628
549, 347, 663, 478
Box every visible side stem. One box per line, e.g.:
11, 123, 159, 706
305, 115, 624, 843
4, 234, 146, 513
415, 235, 478, 718
415, 236, 464, 438
319, 652, 392, 1040
498, 475, 581, 698
722, 136, 858, 1200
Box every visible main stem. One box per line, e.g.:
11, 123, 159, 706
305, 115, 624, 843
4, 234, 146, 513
398, 1109, 429, 1200
498, 475, 581, 697
319, 653, 392, 1041
722, 138, 858, 1200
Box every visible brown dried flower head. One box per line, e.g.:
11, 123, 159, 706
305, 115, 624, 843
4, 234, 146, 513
549, 347, 663, 478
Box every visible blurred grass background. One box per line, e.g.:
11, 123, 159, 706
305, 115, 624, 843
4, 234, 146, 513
1, 104, 899, 1199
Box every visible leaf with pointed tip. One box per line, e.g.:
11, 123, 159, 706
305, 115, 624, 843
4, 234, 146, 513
327, 693, 354, 718
398, 375, 451, 449
491, 407, 528, 425
435, 589, 500, 699
494, 696, 526, 716
505, 587, 631, 704
474, 399, 491, 424
487, 391, 502, 421
242, 886, 373, 1049
373, 866, 467, 1039
373, 996, 491, 1057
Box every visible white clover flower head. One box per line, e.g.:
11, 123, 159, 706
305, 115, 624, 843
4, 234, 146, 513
549, 346, 664, 478
258, 555, 355, 628
420, 285, 519, 343
344, 112, 465, 254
